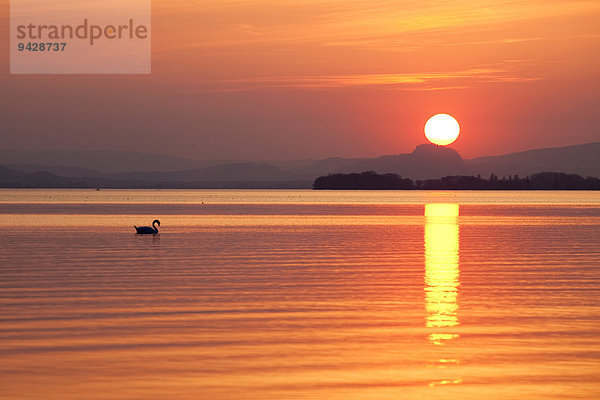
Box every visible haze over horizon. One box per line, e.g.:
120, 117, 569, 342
1, 139, 599, 164
2, 0, 599, 160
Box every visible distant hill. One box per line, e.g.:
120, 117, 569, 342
337, 144, 467, 180
0, 165, 70, 187
465, 142, 600, 178
6, 164, 103, 177
300, 142, 600, 179
289, 157, 364, 176
0, 163, 311, 188
105, 162, 298, 182
0, 149, 219, 173
1, 141, 598, 188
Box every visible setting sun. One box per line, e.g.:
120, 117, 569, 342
424, 114, 460, 146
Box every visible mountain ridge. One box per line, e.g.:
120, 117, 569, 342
1, 141, 599, 188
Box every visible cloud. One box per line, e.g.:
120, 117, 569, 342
182, 65, 542, 92
153, 0, 600, 53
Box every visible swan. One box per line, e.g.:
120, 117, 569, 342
134, 219, 160, 234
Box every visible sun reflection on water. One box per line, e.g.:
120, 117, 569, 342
425, 203, 460, 345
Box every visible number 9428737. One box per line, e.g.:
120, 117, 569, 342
17, 42, 67, 52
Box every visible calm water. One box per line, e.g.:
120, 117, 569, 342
1, 189, 599, 399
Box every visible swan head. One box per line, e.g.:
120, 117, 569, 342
153, 219, 160, 226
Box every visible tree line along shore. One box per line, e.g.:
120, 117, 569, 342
313, 171, 600, 190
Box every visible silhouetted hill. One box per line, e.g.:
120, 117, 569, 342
0, 141, 598, 188
0, 163, 312, 188
7, 164, 103, 177
0, 165, 24, 183
0, 149, 215, 173
104, 162, 298, 182
466, 142, 600, 177
198, 162, 292, 181
0, 165, 70, 187
302, 142, 600, 180
337, 144, 466, 179
289, 157, 364, 176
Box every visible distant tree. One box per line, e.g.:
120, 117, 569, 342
313, 171, 415, 190
313, 170, 600, 190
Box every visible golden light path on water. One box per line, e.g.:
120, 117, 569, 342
425, 203, 461, 387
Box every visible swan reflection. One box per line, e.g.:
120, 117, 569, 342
424, 204, 460, 345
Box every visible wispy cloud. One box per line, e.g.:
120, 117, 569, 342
153, 0, 600, 53
501, 37, 544, 44
182, 65, 542, 92
150, 0, 593, 94
445, 37, 544, 47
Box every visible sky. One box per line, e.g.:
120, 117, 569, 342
1, 0, 599, 161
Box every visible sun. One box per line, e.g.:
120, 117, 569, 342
424, 114, 460, 146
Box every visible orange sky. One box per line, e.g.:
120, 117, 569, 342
1, 0, 599, 160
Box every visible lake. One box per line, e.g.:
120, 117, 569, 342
1, 189, 599, 399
